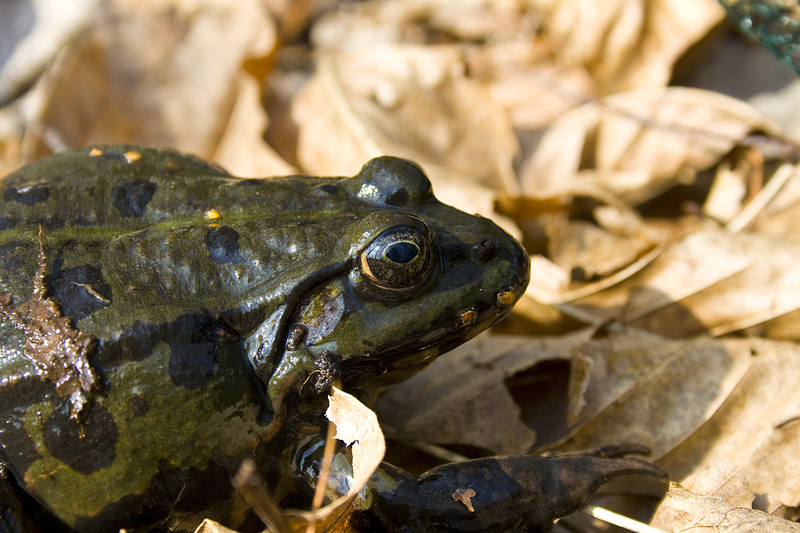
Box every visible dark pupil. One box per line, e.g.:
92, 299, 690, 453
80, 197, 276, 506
385, 242, 418, 264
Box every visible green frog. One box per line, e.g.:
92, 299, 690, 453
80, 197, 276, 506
0, 146, 662, 532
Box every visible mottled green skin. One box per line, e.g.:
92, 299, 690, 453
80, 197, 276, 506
0, 146, 529, 532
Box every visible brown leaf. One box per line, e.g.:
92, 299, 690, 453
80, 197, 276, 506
284, 387, 385, 531
374, 330, 594, 455
29, 0, 277, 160
0, 0, 97, 105
529, 0, 725, 93
555, 334, 800, 507
193, 518, 244, 533
290, 45, 520, 216
520, 87, 779, 206
653, 483, 800, 533
527, 229, 800, 340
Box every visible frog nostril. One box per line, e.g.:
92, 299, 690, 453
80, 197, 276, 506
469, 238, 496, 262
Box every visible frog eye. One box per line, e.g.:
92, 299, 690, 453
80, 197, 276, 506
359, 225, 437, 291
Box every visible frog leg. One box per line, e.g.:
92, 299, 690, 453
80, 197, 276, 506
296, 441, 665, 532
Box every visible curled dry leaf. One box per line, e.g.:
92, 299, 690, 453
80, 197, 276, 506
529, 0, 725, 93
374, 330, 594, 455
26, 0, 277, 162
653, 483, 800, 533
290, 45, 520, 216
193, 518, 241, 533
467, 41, 599, 131
559, 335, 800, 508
285, 387, 385, 531
0, 0, 99, 105
520, 87, 779, 206
527, 229, 800, 340
310, 0, 539, 53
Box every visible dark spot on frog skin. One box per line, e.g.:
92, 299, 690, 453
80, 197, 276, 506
72, 457, 238, 532
110, 177, 156, 218
3, 184, 50, 206
130, 394, 150, 417
0, 216, 17, 230
0, 241, 26, 271
47, 264, 112, 321
96, 312, 230, 368
0, 407, 41, 476
235, 178, 265, 186
204, 226, 244, 264
168, 341, 217, 389
42, 403, 118, 475
319, 183, 339, 195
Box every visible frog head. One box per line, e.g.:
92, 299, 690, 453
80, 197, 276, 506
252, 157, 529, 427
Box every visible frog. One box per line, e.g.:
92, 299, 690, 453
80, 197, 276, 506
0, 145, 663, 532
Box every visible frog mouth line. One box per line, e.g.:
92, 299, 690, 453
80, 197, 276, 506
336, 287, 521, 387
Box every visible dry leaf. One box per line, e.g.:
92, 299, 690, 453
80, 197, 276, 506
0, 0, 98, 105
520, 87, 779, 206
290, 45, 520, 216
193, 518, 242, 533
381, 331, 800, 511
284, 387, 385, 531
468, 41, 598, 131
528, 229, 800, 340
653, 483, 800, 533
554, 335, 800, 507
213, 75, 297, 177
374, 330, 594, 454
529, 0, 725, 93
545, 219, 653, 278
26, 0, 277, 161
310, 0, 539, 52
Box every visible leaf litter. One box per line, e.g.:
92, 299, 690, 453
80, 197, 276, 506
6, 0, 800, 531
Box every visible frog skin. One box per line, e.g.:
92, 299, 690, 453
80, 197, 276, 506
0, 146, 662, 532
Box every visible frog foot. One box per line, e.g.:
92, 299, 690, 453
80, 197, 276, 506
356, 448, 666, 532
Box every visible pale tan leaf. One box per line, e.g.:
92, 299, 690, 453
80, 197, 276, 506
0, 0, 99, 105
311, 0, 539, 52
546, 219, 653, 278
290, 45, 520, 214
653, 484, 800, 533
520, 87, 779, 206
525, 229, 800, 340
752, 164, 800, 242
28, 0, 277, 160
193, 518, 242, 533
528, 0, 725, 93
466, 41, 598, 131
213, 75, 296, 177
285, 387, 385, 530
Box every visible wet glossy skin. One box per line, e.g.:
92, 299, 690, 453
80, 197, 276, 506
0, 146, 530, 532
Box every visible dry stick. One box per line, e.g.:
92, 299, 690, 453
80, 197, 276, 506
726, 162, 797, 233
581, 505, 666, 533
232, 459, 291, 533
306, 418, 339, 533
